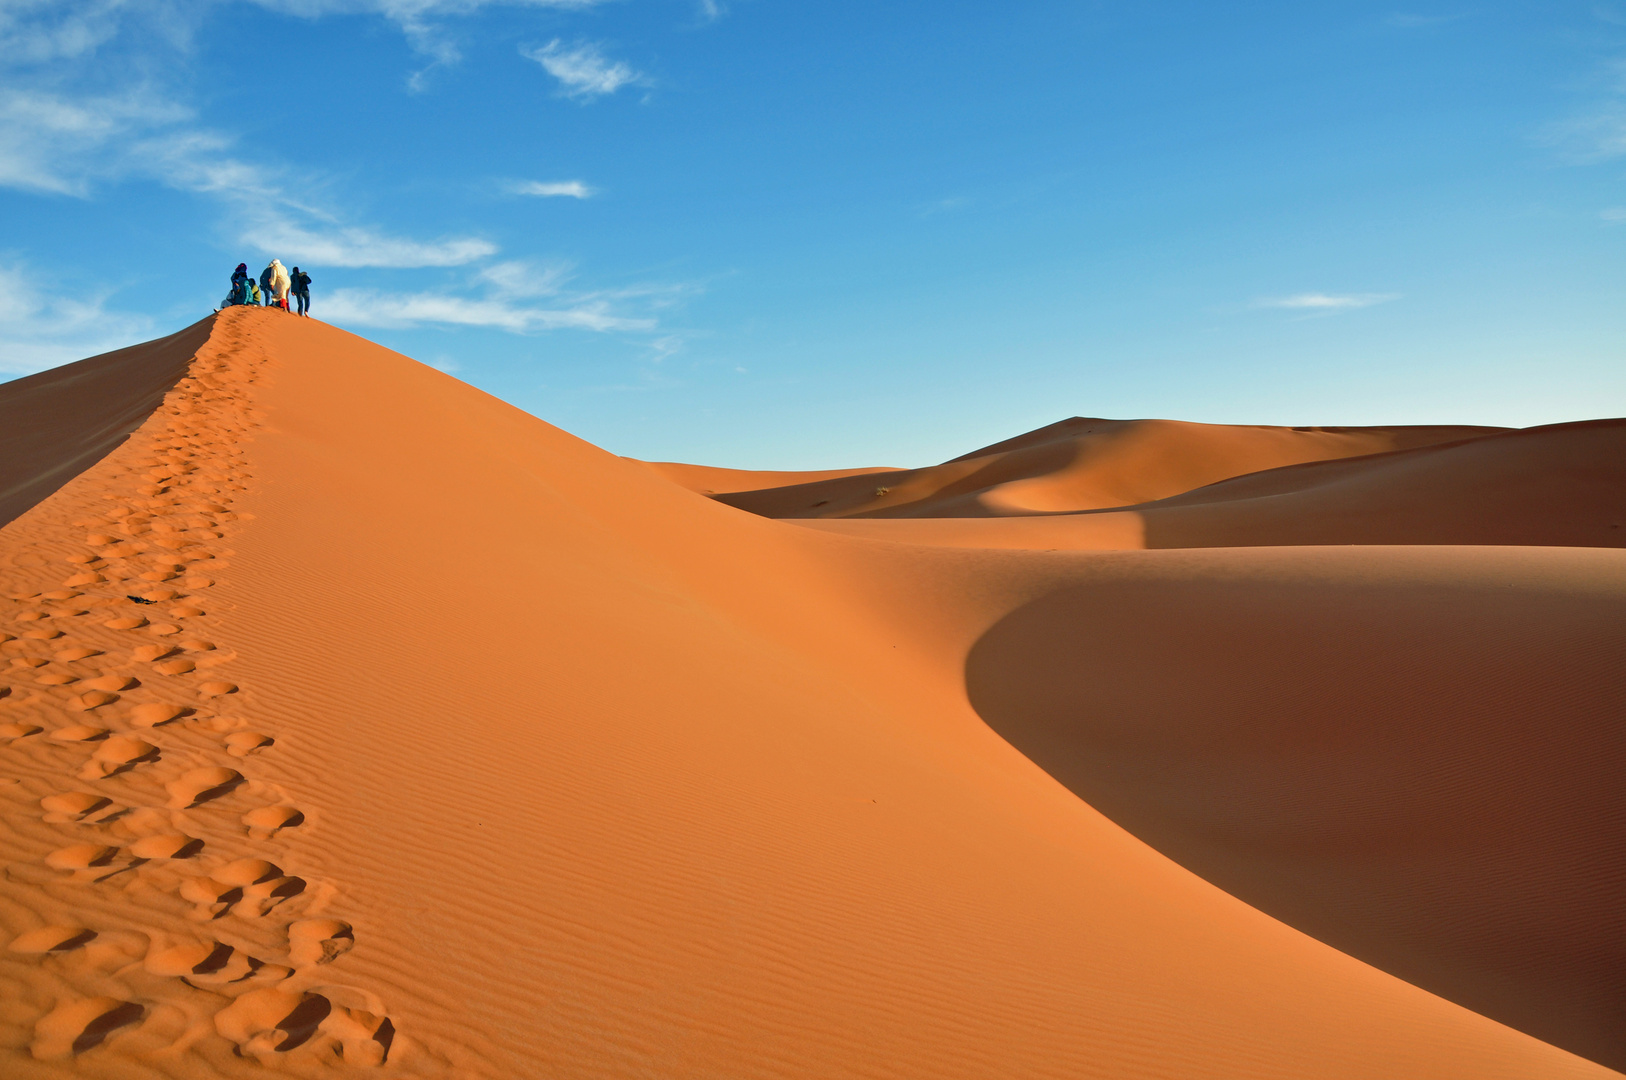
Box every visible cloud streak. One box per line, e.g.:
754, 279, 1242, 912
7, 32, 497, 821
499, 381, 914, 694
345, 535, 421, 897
1253, 292, 1400, 311
321, 289, 654, 332
523, 40, 642, 99
506, 179, 594, 198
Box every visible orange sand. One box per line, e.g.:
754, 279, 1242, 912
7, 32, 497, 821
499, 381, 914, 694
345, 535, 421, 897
0, 307, 1620, 1078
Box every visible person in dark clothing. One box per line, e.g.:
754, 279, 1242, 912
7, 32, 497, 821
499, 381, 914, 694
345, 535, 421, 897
290, 267, 312, 317
227, 263, 250, 307
258, 263, 275, 308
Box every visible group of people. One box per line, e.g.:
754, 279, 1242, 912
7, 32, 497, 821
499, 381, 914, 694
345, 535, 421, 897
223, 259, 313, 316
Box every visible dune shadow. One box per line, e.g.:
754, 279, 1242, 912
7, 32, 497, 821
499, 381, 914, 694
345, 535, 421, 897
0, 317, 213, 530
965, 573, 1626, 1071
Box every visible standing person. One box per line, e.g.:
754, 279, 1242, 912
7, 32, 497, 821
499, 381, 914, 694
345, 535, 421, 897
291, 266, 312, 317
268, 259, 291, 310
259, 262, 275, 309
229, 263, 250, 306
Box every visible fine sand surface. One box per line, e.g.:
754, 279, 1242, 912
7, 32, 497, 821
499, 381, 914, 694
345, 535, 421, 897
0, 306, 1621, 1078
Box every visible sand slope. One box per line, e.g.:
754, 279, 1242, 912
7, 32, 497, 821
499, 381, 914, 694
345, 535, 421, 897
0, 308, 1619, 1078
715, 415, 1504, 519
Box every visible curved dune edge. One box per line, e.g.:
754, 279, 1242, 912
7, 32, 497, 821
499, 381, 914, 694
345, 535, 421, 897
0, 307, 1617, 1077
711, 414, 1509, 519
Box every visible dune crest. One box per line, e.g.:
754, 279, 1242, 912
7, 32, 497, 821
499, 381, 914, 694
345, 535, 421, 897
0, 308, 1619, 1077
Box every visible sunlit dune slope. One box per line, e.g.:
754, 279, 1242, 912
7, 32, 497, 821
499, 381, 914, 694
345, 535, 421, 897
794, 417, 1626, 551
0, 307, 1619, 1079
713, 415, 1503, 518
637, 459, 898, 494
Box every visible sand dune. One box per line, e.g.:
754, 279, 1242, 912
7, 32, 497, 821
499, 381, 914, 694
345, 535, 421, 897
715, 415, 1505, 519
637, 459, 899, 495
0, 308, 1620, 1078
764, 418, 1626, 552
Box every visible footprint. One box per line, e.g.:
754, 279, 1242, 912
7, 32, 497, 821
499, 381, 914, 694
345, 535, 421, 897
146, 940, 290, 987
44, 843, 134, 882
53, 647, 100, 661
213, 987, 394, 1063
183, 860, 308, 919
104, 616, 148, 630
8, 926, 98, 954
168, 605, 206, 618
41, 792, 127, 824
288, 920, 354, 967
83, 674, 137, 692
179, 638, 215, 652
199, 681, 237, 697
129, 702, 188, 728
148, 624, 181, 637
36, 672, 78, 686
129, 833, 205, 860
81, 736, 160, 780
0, 722, 43, 739
132, 644, 176, 662
70, 690, 119, 711
224, 731, 273, 757
31, 997, 145, 1059
154, 658, 196, 675
10, 657, 47, 668
49, 724, 108, 742
242, 805, 305, 839
165, 766, 243, 808
22, 628, 63, 640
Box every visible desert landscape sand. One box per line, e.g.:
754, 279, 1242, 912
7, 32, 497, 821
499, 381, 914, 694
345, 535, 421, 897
0, 306, 1622, 1078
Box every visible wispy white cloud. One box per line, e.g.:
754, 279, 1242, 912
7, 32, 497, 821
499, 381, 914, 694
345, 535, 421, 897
1602, 206, 1626, 222
0, 262, 152, 376
697, 0, 725, 21
1253, 292, 1400, 311
321, 289, 653, 332
0, 87, 189, 195
505, 178, 594, 198
321, 259, 693, 335
479, 258, 573, 296
522, 39, 642, 99
1543, 106, 1626, 162
0, 83, 499, 267
240, 221, 497, 267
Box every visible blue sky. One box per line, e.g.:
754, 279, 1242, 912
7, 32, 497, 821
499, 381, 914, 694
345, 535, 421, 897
2, 1, 1624, 467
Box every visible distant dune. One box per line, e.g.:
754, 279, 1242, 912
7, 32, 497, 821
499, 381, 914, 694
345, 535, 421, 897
0, 307, 1620, 1078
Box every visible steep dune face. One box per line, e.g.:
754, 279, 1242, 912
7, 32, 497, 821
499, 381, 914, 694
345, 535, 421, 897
0, 308, 1618, 1079
714, 415, 1504, 519
966, 547, 1626, 1069
0, 322, 212, 530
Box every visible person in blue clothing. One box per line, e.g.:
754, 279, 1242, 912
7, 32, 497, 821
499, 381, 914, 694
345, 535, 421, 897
225, 263, 251, 307
290, 266, 312, 317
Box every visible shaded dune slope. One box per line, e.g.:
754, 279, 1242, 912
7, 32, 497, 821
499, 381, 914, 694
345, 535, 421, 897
966, 549, 1626, 1068
0, 323, 211, 530
714, 415, 1504, 519
0, 308, 1618, 1078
